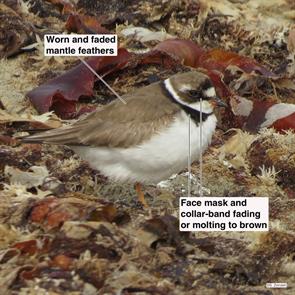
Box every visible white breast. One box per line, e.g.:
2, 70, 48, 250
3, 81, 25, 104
72, 111, 217, 184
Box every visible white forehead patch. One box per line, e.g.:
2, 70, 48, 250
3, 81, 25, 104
204, 87, 216, 98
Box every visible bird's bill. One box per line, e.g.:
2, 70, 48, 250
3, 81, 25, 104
209, 97, 228, 108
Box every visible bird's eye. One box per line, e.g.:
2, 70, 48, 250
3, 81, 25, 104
188, 90, 202, 98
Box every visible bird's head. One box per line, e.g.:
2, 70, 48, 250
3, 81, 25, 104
164, 71, 227, 114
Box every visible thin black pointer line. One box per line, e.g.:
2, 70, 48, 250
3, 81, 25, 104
188, 99, 203, 198
77, 56, 127, 105
188, 114, 191, 198
199, 98, 203, 197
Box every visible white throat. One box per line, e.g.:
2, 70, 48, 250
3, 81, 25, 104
164, 79, 213, 114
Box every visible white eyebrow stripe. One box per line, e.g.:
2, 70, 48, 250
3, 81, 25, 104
204, 87, 216, 98
164, 78, 188, 106
179, 84, 192, 92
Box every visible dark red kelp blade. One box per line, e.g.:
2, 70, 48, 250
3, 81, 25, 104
153, 39, 206, 67
151, 39, 276, 77
65, 14, 110, 34
27, 48, 132, 119
272, 112, 295, 131
199, 49, 276, 77
231, 94, 295, 132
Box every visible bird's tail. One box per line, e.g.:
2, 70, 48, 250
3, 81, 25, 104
18, 126, 81, 145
